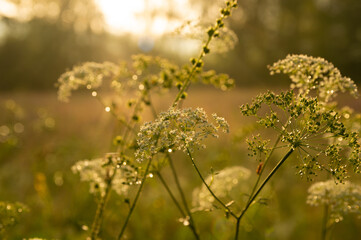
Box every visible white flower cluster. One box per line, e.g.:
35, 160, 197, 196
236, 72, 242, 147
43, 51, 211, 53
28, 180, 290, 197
136, 107, 229, 162
307, 180, 361, 223
269, 54, 358, 102
72, 153, 138, 197
57, 62, 119, 102
192, 166, 251, 211
0, 201, 28, 235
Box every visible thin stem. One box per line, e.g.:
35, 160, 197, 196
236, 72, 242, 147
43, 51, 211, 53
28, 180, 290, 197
117, 157, 153, 240
90, 178, 112, 240
321, 204, 329, 240
167, 154, 200, 239
186, 148, 237, 219
156, 171, 199, 239
156, 171, 186, 217
234, 148, 294, 240
172, 15, 225, 107
234, 218, 241, 240
245, 135, 282, 208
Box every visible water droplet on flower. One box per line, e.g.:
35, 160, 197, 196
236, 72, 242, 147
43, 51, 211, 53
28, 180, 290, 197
168, 149, 173, 153
92, 91, 97, 97
148, 173, 153, 178
105, 107, 111, 112
86, 84, 92, 89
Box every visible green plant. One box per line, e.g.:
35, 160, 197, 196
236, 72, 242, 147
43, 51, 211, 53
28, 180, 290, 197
307, 180, 361, 240
55, 1, 361, 240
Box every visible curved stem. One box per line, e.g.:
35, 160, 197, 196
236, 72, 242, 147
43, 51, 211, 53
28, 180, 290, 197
234, 148, 294, 240
117, 157, 153, 240
167, 154, 200, 239
186, 148, 237, 219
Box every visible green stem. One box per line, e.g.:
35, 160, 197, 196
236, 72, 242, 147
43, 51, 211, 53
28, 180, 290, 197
167, 154, 200, 239
90, 178, 112, 240
156, 171, 199, 239
246, 135, 282, 208
321, 204, 329, 240
186, 148, 237, 219
156, 171, 186, 217
117, 157, 153, 240
234, 148, 294, 240
172, 16, 225, 107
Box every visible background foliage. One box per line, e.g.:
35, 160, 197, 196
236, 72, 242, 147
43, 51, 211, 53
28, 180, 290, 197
0, 0, 361, 239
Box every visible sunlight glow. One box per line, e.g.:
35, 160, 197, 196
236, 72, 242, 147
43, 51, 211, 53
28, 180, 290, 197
0, 0, 17, 18
95, 0, 200, 36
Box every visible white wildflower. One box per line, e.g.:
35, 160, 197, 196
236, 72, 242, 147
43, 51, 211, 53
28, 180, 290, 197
136, 107, 229, 162
192, 166, 251, 211
72, 153, 138, 196
57, 62, 119, 102
269, 54, 358, 102
307, 180, 361, 223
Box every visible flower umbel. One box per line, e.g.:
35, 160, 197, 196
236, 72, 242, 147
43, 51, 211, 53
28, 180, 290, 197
240, 90, 361, 181
307, 180, 361, 223
57, 62, 119, 102
72, 153, 139, 197
192, 166, 251, 212
268, 54, 358, 103
136, 107, 229, 162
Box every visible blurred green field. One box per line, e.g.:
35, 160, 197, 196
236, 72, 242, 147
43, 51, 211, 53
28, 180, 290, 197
1, 88, 361, 240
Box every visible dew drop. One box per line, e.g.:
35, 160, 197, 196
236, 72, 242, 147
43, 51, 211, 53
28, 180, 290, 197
105, 107, 111, 112
91, 91, 97, 97
183, 219, 190, 226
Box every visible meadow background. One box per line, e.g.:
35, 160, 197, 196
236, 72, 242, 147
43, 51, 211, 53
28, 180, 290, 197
1, 0, 361, 239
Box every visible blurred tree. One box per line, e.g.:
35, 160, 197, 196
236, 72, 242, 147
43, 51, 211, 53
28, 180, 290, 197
192, 0, 361, 86
0, 0, 138, 90
0, 0, 360, 90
